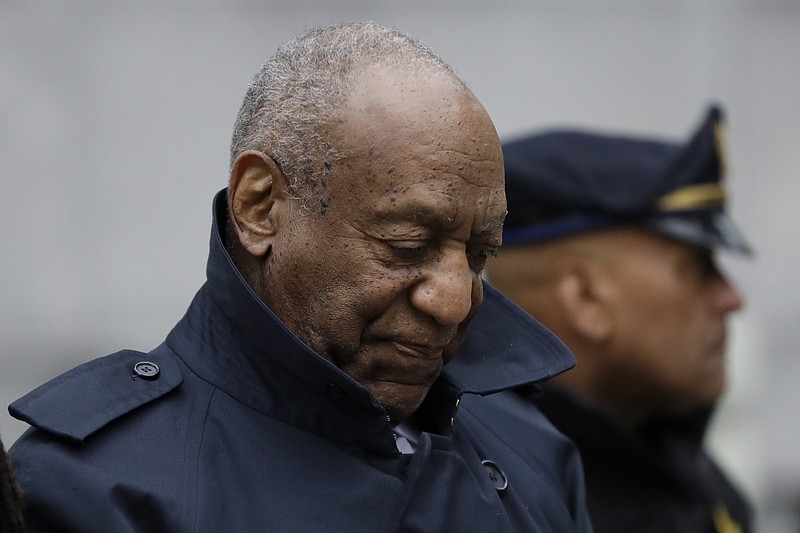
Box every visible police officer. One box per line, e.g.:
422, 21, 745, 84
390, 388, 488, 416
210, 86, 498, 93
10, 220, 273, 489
487, 105, 753, 532
8, 22, 591, 531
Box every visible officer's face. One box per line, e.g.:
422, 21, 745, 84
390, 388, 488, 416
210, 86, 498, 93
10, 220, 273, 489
599, 230, 744, 416
258, 68, 505, 422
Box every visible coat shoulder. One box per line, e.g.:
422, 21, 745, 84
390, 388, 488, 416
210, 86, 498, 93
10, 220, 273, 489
9, 346, 183, 442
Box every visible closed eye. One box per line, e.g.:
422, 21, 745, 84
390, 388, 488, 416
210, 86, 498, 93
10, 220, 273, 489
467, 246, 498, 271
388, 241, 431, 262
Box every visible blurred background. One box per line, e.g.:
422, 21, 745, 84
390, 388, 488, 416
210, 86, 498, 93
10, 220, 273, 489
1, 1, 798, 530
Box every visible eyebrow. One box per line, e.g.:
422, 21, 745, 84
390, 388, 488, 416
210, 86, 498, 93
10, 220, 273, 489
478, 213, 507, 234
377, 206, 506, 236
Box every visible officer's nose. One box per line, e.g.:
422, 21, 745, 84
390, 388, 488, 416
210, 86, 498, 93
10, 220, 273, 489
712, 274, 745, 315
409, 245, 474, 326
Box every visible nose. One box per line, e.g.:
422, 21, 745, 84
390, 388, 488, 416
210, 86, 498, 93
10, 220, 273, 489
409, 244, 475, 326
712, 274, 745, 315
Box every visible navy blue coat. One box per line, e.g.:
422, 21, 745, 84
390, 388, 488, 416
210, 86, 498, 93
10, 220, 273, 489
10, 192, 591, 532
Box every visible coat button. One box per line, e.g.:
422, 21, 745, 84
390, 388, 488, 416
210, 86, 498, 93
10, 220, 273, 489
133, 361, 160, 380
481, 459, 508, 494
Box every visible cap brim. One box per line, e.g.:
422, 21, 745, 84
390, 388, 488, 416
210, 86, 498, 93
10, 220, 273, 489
643, 210, 753, 256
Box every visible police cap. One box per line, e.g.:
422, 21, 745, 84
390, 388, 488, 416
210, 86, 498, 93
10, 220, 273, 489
501, 105, 752, 255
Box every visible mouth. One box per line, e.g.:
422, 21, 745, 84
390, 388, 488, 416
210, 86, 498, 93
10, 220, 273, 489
390, 341, 445, 360
340, 338, 451, 420
358, 340, 445, 387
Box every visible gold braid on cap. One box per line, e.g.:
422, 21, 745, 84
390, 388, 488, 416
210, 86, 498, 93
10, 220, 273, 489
656, 118, 729, 212
657, 183, 726, 211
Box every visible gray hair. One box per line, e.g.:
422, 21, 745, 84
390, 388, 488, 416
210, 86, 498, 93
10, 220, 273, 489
229, 21, 462, 213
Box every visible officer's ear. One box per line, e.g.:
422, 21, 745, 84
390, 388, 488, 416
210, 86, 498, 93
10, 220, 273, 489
228, 150, 289, 257
555, 259, 614, 343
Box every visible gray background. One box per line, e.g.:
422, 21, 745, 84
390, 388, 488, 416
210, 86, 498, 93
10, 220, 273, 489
2, 1, 798, 531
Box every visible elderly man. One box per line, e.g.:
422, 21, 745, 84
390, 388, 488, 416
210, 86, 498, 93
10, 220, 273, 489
9, 23, 590, 531
487, 106, 753, 532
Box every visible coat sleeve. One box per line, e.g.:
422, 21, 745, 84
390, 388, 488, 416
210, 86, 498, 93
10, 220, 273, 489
8, 347, 195, 532
10, 428, 178, 533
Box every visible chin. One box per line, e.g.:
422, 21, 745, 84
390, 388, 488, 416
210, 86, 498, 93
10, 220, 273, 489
367, 375, 439, 416
376, 389, 429, 423
682, 387, 727, 414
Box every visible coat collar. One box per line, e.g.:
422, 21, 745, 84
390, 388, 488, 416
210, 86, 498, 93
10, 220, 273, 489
444, 282, 575, 393
167, 190, 574, 447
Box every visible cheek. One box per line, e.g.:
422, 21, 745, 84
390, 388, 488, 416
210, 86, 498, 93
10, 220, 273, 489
620, 302, 707, 389
615, 270, 684, 328
623, 302, 687, 359
324, 264, 419, 336
610, 293, 676, 366
348, 280, 406, 323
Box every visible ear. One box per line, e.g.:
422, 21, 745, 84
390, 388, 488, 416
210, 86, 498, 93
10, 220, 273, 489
228, 150, 287, 257
555, 262, 613, 342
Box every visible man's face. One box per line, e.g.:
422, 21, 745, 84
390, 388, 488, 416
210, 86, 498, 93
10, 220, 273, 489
600, 230, 744, 416
259, 69, 506, 421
